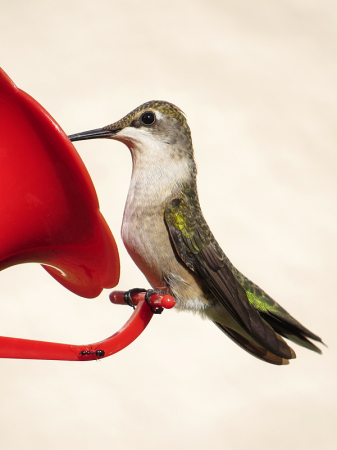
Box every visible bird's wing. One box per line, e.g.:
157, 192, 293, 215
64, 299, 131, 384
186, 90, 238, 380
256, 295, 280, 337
235, 272, 324, 353
164, 194, 295, 360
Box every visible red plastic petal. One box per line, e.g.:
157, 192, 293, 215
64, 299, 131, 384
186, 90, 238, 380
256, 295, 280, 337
0, 68, 119, 297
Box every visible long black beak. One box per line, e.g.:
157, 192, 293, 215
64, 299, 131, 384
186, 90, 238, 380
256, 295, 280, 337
68, 127, 119, 142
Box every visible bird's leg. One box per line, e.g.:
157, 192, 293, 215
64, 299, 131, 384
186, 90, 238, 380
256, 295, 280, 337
145, 289, 166, 314
123, 288, 147, 309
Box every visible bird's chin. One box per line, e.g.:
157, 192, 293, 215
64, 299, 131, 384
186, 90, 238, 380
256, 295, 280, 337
110, 134, 132, 146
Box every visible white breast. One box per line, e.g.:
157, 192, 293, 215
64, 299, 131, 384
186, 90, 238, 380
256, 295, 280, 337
117, 126, 208, 309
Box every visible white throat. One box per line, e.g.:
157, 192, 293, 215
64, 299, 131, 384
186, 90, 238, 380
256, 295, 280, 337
115, 126, 193, 208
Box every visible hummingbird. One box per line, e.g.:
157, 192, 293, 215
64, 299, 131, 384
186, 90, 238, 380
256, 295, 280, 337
69, 100, 323, 365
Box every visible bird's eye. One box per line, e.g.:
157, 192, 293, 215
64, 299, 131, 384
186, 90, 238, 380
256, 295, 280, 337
141, 111, 156, 125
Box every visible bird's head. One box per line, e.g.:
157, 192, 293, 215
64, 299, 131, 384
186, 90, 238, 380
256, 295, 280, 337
69, 101, 195, 169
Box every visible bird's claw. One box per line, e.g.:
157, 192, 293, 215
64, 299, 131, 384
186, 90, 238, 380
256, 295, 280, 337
123, 288, 147, 309
123, 288, 165, 314
145, 289, 165, 314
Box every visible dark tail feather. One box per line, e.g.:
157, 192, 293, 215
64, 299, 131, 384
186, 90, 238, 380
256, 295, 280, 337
279, 332, 322, 354
214, 322, 295, 365
260, 312, 324, 354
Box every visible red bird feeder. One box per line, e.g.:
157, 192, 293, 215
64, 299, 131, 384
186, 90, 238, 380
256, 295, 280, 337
0, 68, 174, 361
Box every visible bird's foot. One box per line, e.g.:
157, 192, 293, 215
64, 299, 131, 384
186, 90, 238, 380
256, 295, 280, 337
123, 288, 166, 314
123, 288, 147, 309
145, 289, 166, 314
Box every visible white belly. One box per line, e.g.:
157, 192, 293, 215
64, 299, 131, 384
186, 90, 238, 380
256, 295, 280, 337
121, 202, 211, 312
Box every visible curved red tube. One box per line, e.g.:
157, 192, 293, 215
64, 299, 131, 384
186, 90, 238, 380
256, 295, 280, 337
0, 292, 175, 361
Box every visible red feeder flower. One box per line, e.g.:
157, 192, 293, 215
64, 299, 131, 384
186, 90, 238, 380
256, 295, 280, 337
0, 68, 175, 361
0, 68, 119, 297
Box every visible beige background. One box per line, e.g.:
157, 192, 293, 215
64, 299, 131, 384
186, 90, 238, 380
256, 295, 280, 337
1, 1, 336, 449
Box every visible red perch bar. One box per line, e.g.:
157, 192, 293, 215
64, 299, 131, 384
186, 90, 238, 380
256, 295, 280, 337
0, 292, 175, 361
